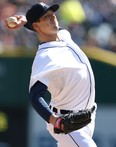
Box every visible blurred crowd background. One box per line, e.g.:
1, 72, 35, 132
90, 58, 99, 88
0, 0, 116, 53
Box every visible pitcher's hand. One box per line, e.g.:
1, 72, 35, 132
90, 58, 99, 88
5, 15, 27, 30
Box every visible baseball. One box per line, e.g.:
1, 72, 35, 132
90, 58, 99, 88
6, 17, 17, 28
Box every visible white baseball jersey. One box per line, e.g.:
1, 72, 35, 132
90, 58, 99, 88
29, 29, 96, 111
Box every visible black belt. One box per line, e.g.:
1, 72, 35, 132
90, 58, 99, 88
49, 105, 95, 114
49, 105, 73, 114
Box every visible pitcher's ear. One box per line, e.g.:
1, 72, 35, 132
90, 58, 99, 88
32, 22, 40, 31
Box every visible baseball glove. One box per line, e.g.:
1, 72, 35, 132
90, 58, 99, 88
54, 106, 95, 134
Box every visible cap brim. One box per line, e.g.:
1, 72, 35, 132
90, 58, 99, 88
49, 3, 59, 12
24, 3, 59, 31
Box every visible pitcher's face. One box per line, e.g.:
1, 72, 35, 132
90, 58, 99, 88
33, 10, 59, 34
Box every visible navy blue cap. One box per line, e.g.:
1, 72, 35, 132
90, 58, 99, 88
24, 3, 59, 31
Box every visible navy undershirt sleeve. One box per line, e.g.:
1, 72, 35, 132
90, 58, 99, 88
29, 81, 53, 123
